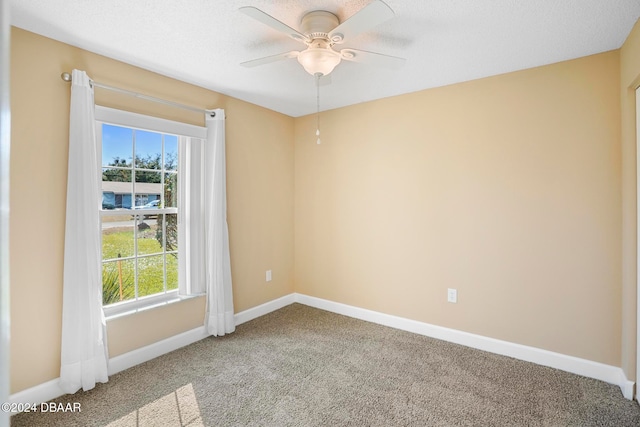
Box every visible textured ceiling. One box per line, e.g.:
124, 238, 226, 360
9, 0, 640, 117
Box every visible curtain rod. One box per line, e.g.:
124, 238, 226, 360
60, 72, 215, 117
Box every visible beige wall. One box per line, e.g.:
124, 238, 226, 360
11, 19, 639, 396
9, 27, 295, 393
620, 19, 640, 380
295, 51, 622, 366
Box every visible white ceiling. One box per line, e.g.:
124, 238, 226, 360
10, 0, 640, 117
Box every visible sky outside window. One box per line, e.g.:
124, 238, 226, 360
102, 125, 177, 168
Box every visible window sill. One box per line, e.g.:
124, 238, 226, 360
104, 292, 204, 320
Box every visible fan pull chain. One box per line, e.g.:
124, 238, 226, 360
315, 73, 321, 144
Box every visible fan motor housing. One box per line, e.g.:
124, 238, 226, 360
300, 10, 339, 40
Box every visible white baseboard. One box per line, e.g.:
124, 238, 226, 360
618, 372, 635, 400
9, 294, 295, 410
108, 326, 208, 376
234, 293, 296, 327
8, 378, 63, 407
294, 293, 636, 400
10, 291, 636, 409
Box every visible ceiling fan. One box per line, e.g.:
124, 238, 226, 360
239, 0, 406, 77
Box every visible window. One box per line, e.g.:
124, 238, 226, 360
95, 106, 207, 316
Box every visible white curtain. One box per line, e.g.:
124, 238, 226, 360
178, 135, 205, 296
59, 69, 109, 393
204, 110, 235, 336
178, 109, 234, 336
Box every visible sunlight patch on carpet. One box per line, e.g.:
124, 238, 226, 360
106, 383, 203, 426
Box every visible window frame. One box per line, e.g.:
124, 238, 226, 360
95, 106, 206, 318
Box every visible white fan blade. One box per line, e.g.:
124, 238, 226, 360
241, 51, 300, 68
328, 0, 395, 44
340, 49, 406, 69
240, 7, 309, 43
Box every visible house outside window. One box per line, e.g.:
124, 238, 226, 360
102, 181, 162, 209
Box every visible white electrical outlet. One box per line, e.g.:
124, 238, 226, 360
266, 270, 272, 282
447, 288, 457, 303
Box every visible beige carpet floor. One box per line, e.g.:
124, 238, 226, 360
11, 303, 640, 426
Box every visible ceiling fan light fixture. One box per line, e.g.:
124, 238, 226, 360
297, 47, 341, 76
